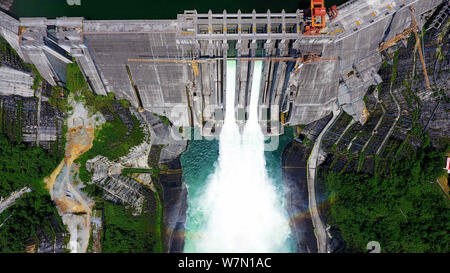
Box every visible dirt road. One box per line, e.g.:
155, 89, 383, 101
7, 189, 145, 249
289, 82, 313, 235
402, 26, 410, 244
44, 102, 98, 253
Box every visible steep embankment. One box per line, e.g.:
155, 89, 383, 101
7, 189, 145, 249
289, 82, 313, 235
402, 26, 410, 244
281, 112, 335, 253
282, 141, 317, 253
158, 146, 187, 253
146, 119, 187, 253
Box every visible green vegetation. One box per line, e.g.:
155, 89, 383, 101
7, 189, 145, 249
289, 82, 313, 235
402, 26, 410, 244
299, 136, 312, 147
147, 145, 166, 250
76, 114, 144, 182
66, 62, 88, 93
64, 61, 161, 253
92, 116, 143, 161
97, 200, 163, 253
67, 61, 132, 114
0, 36, 11, 55
1, 42, 156, 253
0, 36, 20, 58
390, 50, 399, 84
0, 37, 42, 92
48, 86, 70, 113
153, 113, 170, 126
81, 174, 163, 253
15, 100, 23, 143
326, 138, 450, 252
0, 38, 68, 252
53, 117, 67, 159
0, 104, 2, 133
0, 133, 65, 252
80, 183, 104, 200
62, 61, 145, 182
121, 168, 155, 176
0, 134, 59, 197
28, 64, 43, 91
1, 100, 21, 144
357, 151, 365, 172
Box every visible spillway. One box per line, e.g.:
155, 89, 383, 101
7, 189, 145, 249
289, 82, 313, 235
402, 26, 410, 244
185, 60, 291, 252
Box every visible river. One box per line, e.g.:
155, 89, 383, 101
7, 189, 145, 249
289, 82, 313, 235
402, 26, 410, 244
10, 0, 348, 19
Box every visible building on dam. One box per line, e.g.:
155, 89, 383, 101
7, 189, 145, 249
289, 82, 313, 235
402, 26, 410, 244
0, 0, 444, 136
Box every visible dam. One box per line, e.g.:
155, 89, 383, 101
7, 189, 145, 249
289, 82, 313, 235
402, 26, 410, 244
0, 0, 443, 137
0, 0, 447, 255
184, 60, 292, 252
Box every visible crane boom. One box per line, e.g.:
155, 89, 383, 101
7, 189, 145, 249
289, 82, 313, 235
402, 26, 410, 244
379, 26, 417, 52
378, 6, 431, 90
409, 7, 431, 90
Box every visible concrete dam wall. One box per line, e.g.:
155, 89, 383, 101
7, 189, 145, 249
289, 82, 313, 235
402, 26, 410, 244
0, 0, 443, 136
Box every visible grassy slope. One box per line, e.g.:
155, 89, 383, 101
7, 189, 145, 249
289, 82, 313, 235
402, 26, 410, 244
65, 62, 162, 253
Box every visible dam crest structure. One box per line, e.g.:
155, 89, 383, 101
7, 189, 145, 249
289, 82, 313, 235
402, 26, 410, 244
0, 0, 443, 137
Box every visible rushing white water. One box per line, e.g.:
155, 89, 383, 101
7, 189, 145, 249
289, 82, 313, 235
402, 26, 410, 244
195, 60, 291, 252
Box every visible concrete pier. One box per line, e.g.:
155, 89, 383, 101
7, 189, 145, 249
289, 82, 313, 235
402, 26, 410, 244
0, 0, 443, 135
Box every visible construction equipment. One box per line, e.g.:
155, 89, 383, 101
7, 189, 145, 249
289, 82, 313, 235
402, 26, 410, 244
409, 6, 431, 90
128, 54, 337, 79
304, 0, 327, 35
327, 5, 338, 20
292, 62, 304, 74
378, 6, 431, 90
361, 107, 369, 124
127, 58, 214, 76
378, 26, 417, 52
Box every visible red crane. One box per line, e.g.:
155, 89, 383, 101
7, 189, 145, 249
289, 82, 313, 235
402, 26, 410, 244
327, 5, 338, 20
304, 0, 326, 35
304, 0, 339, 35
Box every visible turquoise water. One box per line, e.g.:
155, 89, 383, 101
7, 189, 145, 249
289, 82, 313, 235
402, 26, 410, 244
181, 127, 296, 252
10, 0, 348, 19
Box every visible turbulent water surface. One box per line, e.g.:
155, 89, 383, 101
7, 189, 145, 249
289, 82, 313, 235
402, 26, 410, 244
182, 61, 295, 252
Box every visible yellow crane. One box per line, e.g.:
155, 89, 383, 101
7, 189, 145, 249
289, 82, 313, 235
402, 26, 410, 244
409, 6, 431, 90
379, 6, 431, 89
128, 55, 338, 77
378, 26, 417, 52
128, 58, 214, 76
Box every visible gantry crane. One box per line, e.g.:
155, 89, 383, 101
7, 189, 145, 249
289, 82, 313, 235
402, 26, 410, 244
304, 0, 327, 35
303, 0, 339, 35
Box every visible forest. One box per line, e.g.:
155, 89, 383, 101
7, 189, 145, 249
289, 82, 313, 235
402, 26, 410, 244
96, 200, 162, 253
0, 134, 64, 252
326, 139, 450, 252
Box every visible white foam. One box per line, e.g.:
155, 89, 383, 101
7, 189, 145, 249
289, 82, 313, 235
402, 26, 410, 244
195, 60, 291, 252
